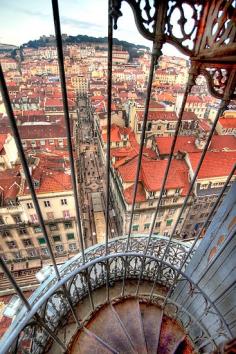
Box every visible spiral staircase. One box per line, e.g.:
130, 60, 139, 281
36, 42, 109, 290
69, 297, 193, 354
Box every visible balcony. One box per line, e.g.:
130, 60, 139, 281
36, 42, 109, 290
0, 0, 236, 353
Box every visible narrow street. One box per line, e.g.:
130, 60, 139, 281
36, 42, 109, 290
75, 96, 118, 248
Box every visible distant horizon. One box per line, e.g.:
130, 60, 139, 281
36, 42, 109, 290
1, 33, 188, 60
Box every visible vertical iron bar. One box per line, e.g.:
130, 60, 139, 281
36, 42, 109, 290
1, 62, 81, 328
125, 51, 158, 252
135, 70, 195, 295
105, 0, 113, 254
51, 0, 95, 315
105, 0, 113, 301
51, 0, 85, 262
0, 257, 67, 352
162, 163, 236, 306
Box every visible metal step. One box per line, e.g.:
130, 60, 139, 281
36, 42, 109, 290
86, 304, 136, 354
70, 328, 117, 354
139, 302, 163, 354
157, 317, 187, 354
113, 298, 147, 354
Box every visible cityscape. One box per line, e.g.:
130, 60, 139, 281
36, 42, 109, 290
0, 0, 235, 352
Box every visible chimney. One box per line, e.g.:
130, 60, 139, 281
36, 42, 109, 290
195, 132, 209, 150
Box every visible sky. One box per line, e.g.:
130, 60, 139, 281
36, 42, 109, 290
0, 0, 184, 57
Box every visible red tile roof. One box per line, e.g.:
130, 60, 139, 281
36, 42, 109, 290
188, 151, 236, 179
156, 136, 199, 155
118, 157, 189, 193
0, 169, 21, 202
124, 183, 146, 204
136, 110, 197, 121
0, 134, 8, 152
156, 135, 236, 155
19, 124, 67, 139
218, 117, 236, 129
21, 168, 72, 195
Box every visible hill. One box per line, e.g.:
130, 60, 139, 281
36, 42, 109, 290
23, 34, 149, 60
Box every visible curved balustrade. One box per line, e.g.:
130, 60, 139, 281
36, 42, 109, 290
0, 235, 230, 354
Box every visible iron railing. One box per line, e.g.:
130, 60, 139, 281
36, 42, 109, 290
0, 0, 236, 353
0, 235, 230, 353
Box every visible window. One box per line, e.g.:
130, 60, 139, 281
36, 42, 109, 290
53, 235, 61, 242
27, 249, 38, 257
22, 239, 32, 247
67, 233, 75, 240
41, 247, 49, 256
63, 210, 70, 219
179, 218, 184, 224
61, 199, 67, 205
7, 241, 17, 249
155, 222, 161, 228
166, 219, 173, 226
34, 226, 42, 233
49, 139, 54, 145
200, 183, 208, 190
27, 202, 33, 209
144, 223, 150, 230
13, 214, 22, 223
173, 197, 178, 203
12, 251, 22, 259
49, 223, 58, 231
18, 228, 28, 235
0, 216, 4, 225
30, 214, 38, 223
1, 230, 11, 237
40, 140, 45, 146
163, 231, 169, 237
38, 237, 46, 245
158, 210, 164, 217
132, 225, 139, 231
69, 243, 77, 251
175, 188, 180, 194
44, 200, 51, 207
147, 122, 152, 131
55, 244, 64, 253
133, 214, 140, 221
46, 212, 54, 220
135, 203, 140, 209
64, 221, 72, 229
169, 208, 176, 215
148, 201, 154, 206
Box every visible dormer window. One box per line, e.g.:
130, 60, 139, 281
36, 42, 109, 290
33, 180, 40, 188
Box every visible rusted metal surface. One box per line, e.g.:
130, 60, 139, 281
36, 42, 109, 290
69, 328, 116, 354
139, 302, 163, 354
68, 298, 194, 354
113, 298, 147, 354
84, 302, 136, 353
158, 316, 187, 354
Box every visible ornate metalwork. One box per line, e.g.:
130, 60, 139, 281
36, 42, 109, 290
1, 237, 231, 354
111, 0, 236, 99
